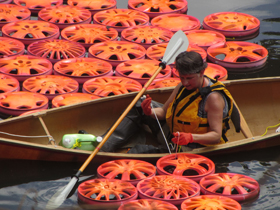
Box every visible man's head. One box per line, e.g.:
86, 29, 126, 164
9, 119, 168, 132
175, 51, 208, 90
175, 51, 207, 75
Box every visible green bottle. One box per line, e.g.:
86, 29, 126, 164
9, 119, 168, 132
61, 134, 102, 151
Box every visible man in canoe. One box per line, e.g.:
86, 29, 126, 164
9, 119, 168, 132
141, 51, 237, 150
101, 51, 240, 153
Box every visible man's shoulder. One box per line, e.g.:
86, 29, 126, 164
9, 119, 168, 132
205, 91, 225, 111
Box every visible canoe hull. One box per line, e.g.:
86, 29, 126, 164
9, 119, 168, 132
1, 76, 280, 163
0, 130, 279, 165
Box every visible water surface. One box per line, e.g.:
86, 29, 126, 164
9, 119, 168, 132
1, 0, 280, 209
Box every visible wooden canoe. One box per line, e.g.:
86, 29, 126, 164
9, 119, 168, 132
0, 76, 280, 165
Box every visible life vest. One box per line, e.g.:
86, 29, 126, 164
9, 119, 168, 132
166, 76, 234, 145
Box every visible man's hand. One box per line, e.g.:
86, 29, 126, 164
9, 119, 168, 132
141, 95, 152, 115
171, 132, 193, 145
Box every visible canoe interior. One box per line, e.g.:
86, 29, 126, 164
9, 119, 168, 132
226, 77, 280, 138
0, 89, 173, 146
0, 77, 280, 158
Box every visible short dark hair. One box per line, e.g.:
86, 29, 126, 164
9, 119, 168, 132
175, 51, 208, 75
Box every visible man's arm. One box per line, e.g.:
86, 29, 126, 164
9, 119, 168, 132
192, 92, 225, 144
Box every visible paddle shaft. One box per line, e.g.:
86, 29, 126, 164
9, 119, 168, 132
76, 64, 165, 175
39, 116, 56, 146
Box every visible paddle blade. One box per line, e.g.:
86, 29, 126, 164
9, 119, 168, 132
162, 30, 189, 65
45, 176, 78, 209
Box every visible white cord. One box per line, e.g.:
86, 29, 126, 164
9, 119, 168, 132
150, 103, 171, 154
175, 131, 180, 159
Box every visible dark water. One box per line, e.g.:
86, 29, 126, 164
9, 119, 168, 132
1, 0, 280, 209
1, 146, 280, 210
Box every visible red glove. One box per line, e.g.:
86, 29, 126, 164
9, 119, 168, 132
141, 95, 152, 115
171, 132, 193, 145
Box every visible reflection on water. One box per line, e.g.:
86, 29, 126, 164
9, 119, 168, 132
0, 146, 280, 210
0, 179, 77, 210
0, 173, 95, 210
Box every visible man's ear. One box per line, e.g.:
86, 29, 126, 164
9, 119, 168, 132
200, 69, 205, 77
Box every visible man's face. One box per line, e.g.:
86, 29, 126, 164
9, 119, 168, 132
179, 72, 203, 90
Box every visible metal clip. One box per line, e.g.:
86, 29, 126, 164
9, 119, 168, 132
48, 136, 57, 147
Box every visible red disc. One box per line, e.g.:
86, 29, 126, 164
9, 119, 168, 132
115, 59, 171, 85
97, 159, 156, 186
146, 43, 169, 63
61, 24, 118, 48
0, 73, 20, 93
199, 173, 260, 202
156, 153, 215, 183
118, 199, 178, 210
0, 4, 31, 28
128, 0, 188, 19
181, 195, 242, 210
38, 5, 92, 29
0, 0, 12, 3
0, 55, 53, 82
13, 0, 63, 14
0, 91, 49, 116
137, 175, 200, 206
151, 14, 201, 32
207, 41, 268, 69
67, 0, 117, 15
82, 76, 143, 97
146, 43, 207, 67
27, 39, 86, 64
203, 12, 260, 37
204, 63, 228, 81
52, 93, 100, 108
0, 37, 25, 58
2, 20, 60, 46
88, 41, 146, 67
53, 57, 113, 84
93, 8, 150, 33
147, 78, 181, 90
77, 179, 138, 206
121, 25, 174, 49
184, 30, 226, 50
22, 75, 79, 100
